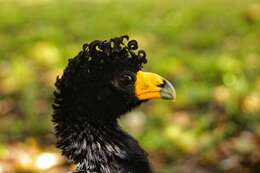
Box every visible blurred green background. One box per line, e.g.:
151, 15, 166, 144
0, 0, 260, 172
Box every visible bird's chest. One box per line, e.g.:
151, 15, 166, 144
61, 126, 153, 173
73, 141, 152, 173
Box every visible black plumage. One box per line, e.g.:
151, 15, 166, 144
52, 35, 175, 173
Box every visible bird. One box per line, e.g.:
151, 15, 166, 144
52, 35, 176, 173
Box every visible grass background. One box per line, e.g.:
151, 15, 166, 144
0, 0, 259, 172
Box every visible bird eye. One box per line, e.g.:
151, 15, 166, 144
120, 74, 134, 85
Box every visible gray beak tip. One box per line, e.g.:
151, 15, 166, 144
160, 79, 176, 100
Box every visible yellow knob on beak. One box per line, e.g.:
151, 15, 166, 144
135, 71, 176, 101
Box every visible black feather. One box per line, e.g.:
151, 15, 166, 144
52, 35, 153, 173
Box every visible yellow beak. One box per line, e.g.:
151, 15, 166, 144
135, 71, 176, 101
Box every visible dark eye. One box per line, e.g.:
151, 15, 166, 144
120, 74, 134, 85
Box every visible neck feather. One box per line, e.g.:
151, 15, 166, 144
53, 111, 153, 173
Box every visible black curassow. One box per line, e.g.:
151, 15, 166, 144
52, 35, 176, 173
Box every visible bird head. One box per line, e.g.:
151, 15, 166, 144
54, 35, 176, 124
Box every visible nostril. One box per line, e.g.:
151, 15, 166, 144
157, 80, 166, 88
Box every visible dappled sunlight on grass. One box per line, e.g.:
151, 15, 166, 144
0, 139, 73, 172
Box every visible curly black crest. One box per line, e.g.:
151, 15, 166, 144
56, 35, 147, 89
82, 35, 147, 66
